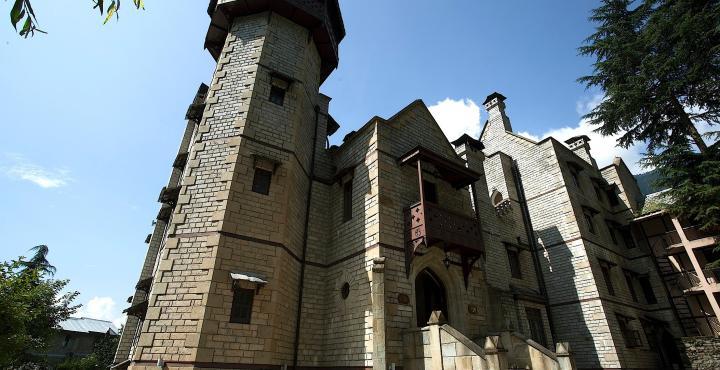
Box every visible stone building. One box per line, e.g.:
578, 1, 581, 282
112, 1, 713, 369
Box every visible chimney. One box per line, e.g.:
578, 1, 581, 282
483, 92, 512, 132
564, 135, 597, 168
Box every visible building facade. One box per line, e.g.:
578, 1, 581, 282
44, 317, 118, 367
113, 1, 716, 369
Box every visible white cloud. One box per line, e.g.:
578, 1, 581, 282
521, 93, 648, 174
2, 154, 71, 188
539, 118, 647, 173
76, 296, 124, 329
428, 98, 481, 142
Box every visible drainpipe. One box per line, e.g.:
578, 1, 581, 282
511, 160, 557, 342
291, 105, 321, 369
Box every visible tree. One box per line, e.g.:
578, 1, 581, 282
580, 0, 720, 262
579, 0, 720, 154
9, 0, 145, 37
20, 244, 57, 277
0, 251, 80, 368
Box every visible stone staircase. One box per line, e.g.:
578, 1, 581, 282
401, 311, 575, 370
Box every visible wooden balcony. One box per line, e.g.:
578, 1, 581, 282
405, 201, 483, 253
405, 201, 484, 287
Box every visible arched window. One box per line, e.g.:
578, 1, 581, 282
491, 190, 504, 207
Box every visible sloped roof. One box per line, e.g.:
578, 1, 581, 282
59, 317, 118, 335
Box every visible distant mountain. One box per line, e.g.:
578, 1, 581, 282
635, 169, 667, 195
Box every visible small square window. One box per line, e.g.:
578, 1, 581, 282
269, 85, 286, 106
230, 288, 254, 324
507, 249, 522, 279
423, 180, 438, 204
343, 180, 353, 222
252, 168, 272, 195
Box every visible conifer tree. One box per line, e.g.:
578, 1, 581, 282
581, 0, 720, 264
579, 0, 720, 154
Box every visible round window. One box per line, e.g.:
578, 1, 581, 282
341, 282, 350, 299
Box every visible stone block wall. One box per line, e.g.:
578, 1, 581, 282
677, 336, 720, 370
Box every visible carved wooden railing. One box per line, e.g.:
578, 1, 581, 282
405, 201, 483, 253
405, 201, 484, 287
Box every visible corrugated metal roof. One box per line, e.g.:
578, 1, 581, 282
59, 317, 118, 335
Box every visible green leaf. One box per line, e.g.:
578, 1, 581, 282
103, 1, 116, 25
10, 0, 24, 29
19, 16, 31, 37
134, 0, 145, 10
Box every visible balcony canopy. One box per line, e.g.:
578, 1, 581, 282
398, 146, 481, 188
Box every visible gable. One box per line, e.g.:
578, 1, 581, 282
383, 100, 462, 162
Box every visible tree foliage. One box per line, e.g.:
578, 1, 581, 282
0, 251, 80, 368
20, 244, 57, 277
8, 0, 145, 37
56, 332, 120, 370
579, 0, 720, 153
581, 0, 720, 263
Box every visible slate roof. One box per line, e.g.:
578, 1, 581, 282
59, 317, 118, 335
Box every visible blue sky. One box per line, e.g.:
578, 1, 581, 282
0, 0, 635, 326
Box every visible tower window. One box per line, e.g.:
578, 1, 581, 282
423, 180, 438, 204
507, 249, 522, 278
269, 74, 290, 106
269, 85, 286, 106
252, 168, 272, 195
343, 180, 353, 222
230, 288, 254, 324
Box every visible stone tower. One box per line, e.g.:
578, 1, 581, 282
115, 1, 344, 368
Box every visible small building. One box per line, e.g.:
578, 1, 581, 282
45, 317, 119, 367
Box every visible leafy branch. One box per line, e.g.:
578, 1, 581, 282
10, 0, 43, 37
8, 0, 145, 37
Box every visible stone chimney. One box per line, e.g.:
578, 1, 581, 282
565, 135, 597, 168
483, 92, 512, 132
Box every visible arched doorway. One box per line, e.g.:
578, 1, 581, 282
415, 268, 448, 327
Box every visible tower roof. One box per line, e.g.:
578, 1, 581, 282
205, 0, 345, 82
482, 92, 507, 105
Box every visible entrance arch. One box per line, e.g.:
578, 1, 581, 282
415, 268, 448, 327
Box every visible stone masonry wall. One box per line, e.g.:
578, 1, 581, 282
677, 336, 720, 370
